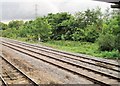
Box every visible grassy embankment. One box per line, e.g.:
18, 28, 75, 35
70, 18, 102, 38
16, 37, 120, 59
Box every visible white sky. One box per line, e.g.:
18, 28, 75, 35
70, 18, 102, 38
0, 0, 112, 23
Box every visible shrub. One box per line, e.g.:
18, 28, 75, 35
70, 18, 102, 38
97, 33, 115, 51
101, 50, 120, 59
84, 25, 99, 43
115, 34, 120, 52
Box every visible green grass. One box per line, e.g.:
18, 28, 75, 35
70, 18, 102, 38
10, 37, 120, 59
40, 40, 120, 59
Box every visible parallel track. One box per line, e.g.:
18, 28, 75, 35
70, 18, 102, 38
2, 41, 120, 79
0, 55, 38, 86
2, 39, 120, 85
4, 38, 120, 70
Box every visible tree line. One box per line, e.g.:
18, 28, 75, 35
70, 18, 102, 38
0, 7, 120, 52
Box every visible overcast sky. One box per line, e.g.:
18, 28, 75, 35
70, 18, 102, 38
0, 0, 112, 23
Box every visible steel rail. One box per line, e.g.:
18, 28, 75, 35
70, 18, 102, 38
2, 41, 120, 80
0, 75, 8, 86
0, 55, 39, 86
5, 40, 120, 73
3, 41, 119, 86
4, 38, 120, 68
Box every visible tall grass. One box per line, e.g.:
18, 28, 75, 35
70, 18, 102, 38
9, 37, 120, 60
42, 40, 120, 59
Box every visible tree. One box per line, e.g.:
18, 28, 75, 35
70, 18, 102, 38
8, 20, 24, 29
46, 12, 75, 40
115, 34, 120, 52
71, 28, 85, 41
84, 24, 99, 42
113, 10, 120, 52
0, 22, 8, 30
75, 7, 103, 29
32, 17, 52, 41
3, 28, 18, 38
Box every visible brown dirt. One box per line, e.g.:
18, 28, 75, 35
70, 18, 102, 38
2, 46, 62, 84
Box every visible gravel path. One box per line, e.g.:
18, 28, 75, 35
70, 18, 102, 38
2, 45, 93, 84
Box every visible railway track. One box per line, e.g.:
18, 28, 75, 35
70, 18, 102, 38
2, 38, 120, 76
2, 38, 120, 85
0, 55, 38, 86
0, 75, 8, 86
3, 38, 120, 71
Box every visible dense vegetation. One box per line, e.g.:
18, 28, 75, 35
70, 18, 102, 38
1, 8, 120, 59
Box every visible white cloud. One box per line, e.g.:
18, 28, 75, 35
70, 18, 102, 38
53, 0, 111, 13
1, 0, 112, 22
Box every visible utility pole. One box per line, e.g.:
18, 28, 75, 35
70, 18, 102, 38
35, 4, 38, 18
35, 4, 40, 41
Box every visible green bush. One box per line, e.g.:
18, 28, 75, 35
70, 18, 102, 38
101, 50, 120, 59
115, 34, 120, 52
97, 33, 115, 51
84, 25, 99, 43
